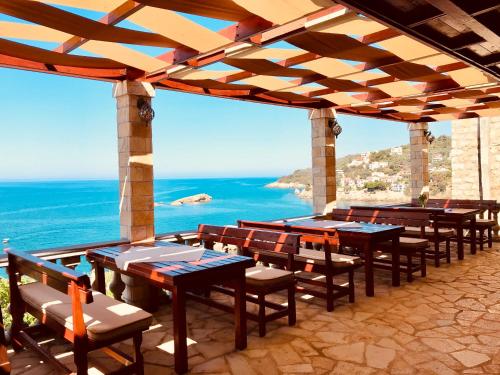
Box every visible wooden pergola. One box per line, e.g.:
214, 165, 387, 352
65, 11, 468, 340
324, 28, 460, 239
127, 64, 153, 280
1, 0, 499, 308
1, 0, 499, 122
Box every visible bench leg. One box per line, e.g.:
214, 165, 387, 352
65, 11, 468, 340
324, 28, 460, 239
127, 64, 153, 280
434, 241, 440, 268
9, 305, 24, 352
74, 343, 88, 375
488, 227, 493, 248
479, 230, 484, 251
258, 294, 266, 337
421, 251, 427, 277
287, 285, 296, 327
348, 270, 355, 303
326, 275, 334, 312
406, 254, 413, 283
446, 239, 451, 264
133, 333, 144, 375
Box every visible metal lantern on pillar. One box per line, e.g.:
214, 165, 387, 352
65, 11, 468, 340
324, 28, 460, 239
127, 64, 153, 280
423, 130, 435, 144
137, 98, 155, 123
328, 118, 342, 138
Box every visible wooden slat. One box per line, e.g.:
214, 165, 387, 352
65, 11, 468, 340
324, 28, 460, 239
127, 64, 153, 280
0, 0, 177, 47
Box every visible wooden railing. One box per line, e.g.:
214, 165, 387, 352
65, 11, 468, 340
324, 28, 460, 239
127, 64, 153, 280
0, 230, 200, 271
0, 214, 317, 272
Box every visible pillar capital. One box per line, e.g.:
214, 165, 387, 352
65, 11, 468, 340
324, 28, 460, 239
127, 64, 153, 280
113, 81, 155, 98
408, 122, 428, 131
308, 108, 336, 120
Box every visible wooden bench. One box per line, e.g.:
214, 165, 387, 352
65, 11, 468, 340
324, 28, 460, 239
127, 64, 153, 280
329, 209, 429, 282
0, 308, 9, 375
7, 248, 152, 375
237, 220, 361, 312
421, 199, 499, 250
350, 205, 453, 267
197, 225, 299, 337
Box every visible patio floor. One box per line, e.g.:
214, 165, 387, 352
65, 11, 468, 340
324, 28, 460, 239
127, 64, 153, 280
9, 242, 500, 374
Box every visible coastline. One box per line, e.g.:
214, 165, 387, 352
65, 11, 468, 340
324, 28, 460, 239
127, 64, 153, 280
267, 182, 409, 202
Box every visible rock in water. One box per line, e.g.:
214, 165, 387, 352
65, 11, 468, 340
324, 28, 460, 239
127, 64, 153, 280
171, 193, 213, 206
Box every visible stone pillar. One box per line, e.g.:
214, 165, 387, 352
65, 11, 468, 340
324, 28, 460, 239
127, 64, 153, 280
451, 116, 500, 200
112, 81, 159, 311
451, 116, 500, 238
310, 108, 336, 214
114, 81, 155, 242
409, 122, 430, 201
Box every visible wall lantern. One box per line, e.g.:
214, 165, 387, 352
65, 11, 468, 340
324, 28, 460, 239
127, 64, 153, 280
423, 130, 435, 144
328, 118, 342, 139
137, 98, 155, 123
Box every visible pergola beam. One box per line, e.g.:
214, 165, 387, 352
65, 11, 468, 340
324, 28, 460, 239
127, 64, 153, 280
334, 0, 500, 80
54, 1, 146, 54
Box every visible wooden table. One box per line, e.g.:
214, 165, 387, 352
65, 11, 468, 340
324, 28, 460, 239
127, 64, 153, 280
431, 208, 480, 260
282, 219, 404, 297
87, 241, 254, 374
351, 205, 481, 261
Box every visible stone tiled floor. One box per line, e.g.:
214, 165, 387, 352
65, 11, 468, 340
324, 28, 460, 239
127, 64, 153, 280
9, 242, 500, 374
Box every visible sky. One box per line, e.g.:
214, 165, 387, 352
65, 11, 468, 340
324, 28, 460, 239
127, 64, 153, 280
0, 68, 450, 180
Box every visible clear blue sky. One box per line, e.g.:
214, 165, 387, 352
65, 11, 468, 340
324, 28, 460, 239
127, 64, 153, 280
0, 68, 450, 180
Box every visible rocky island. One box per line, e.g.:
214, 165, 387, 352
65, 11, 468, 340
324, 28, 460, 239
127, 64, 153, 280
170, 193, 213, 206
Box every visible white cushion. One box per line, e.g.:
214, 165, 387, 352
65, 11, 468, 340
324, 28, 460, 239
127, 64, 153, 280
245, 266, 293, 287
20, 282, 152, 342
297, 249, 361, 268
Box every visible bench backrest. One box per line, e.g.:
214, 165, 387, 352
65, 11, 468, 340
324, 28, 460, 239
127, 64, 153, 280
7, 248, 93, 341
237, 220, 344, 272
329, 208, 432, 229
198, 225, 300, 270
7, 248, 92, 303
238, 219, 343, 245
414, 199, 499, 219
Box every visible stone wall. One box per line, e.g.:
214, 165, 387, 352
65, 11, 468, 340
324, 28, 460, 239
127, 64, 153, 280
451, 116, 500, 200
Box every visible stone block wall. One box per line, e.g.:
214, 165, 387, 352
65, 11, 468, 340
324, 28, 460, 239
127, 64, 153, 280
451, 116, 500, 200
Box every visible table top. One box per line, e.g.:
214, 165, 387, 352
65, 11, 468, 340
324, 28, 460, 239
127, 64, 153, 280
87, 241, 254, 286
351, 204, 481, 217
283, 219, 404, 234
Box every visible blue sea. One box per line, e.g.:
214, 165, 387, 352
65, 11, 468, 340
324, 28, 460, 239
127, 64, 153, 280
0, 178, 314, 253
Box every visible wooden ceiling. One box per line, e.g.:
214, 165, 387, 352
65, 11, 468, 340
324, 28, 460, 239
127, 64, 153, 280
0, 0, 499, 122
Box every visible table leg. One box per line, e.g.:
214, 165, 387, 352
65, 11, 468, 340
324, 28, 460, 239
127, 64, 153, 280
173, 286, 188, 374
470, 216, 477, 255
94, 263, 106, 294
457, 221, 464, 260
391, 236, 400, 287
233, 271, 247, 350
363, 241, 375, 297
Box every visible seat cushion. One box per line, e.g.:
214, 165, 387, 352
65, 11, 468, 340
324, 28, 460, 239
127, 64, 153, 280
379, 237, 429, 252
473, 219, 496, 228
19, 282, 153, 342
297, 249, 361, 268
245, 266, 293, 288
404, 226, 454, 238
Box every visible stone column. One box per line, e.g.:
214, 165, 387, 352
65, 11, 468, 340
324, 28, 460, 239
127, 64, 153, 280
310, 108, 336, 214
112, 81, 159, 311
409, 122, 430, 201
451, 116, 500, 238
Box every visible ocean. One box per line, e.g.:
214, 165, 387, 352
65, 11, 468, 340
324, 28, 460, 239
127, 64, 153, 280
0, 178, 314, 253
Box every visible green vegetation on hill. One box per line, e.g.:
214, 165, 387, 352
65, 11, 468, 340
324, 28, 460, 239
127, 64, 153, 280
277, 168, 312, 186
276, 135, 451, 195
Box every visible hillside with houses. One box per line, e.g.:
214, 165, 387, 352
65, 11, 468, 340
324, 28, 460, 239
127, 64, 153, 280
268, 135, 451, 201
